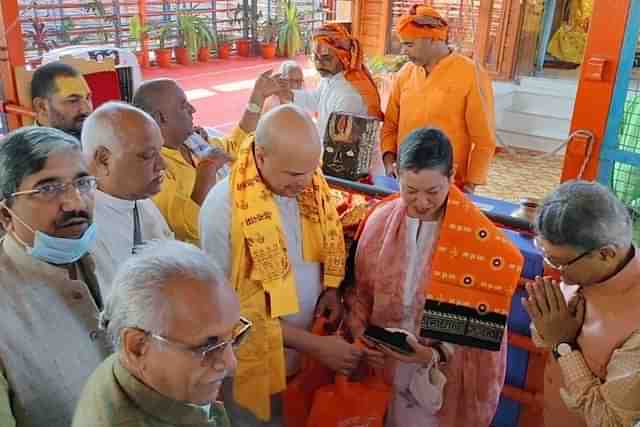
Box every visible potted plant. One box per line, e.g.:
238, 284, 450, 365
259, 18, 278, 59
174, 9, 198, 65
277, 0, 303, 58
232, 4, 258, 57
195, 18, 216, 62
155, 24, 173, 68
129, 16, 150, 67
217, 33, 231, 59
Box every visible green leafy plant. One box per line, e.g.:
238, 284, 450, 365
277, 0, 303, 57
157, 2, 214, 54
196, 21, 216, 50
128, 16, 149, 51
58, 18, 86, 45
259, 18, 279, 44
158, 23, 173, 49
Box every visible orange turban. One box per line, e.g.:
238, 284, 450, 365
397, 5, 448, 42
313, 23, 383, 119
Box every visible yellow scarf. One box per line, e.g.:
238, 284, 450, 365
230, 138, 345, 420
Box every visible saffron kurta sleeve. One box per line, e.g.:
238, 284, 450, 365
0, 364, 16, 427
464, 64, 497, 185
380, 69, 405, 157
153, 174, 201, 244
557, 331, 640, 427
210, 126, 249, 159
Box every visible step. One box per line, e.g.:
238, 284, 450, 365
494, 91, 515, 112
496, 109, 570, 141
510, 91, 575, 120
517, 76, 578, 98
497, 130, 567, 154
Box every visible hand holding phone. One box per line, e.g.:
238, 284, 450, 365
363, 325, 415, 355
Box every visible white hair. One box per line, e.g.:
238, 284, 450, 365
99, 239, 226, 349
81, 101, 156, 158
279, 60, 302, 78
536, 180, 633, 251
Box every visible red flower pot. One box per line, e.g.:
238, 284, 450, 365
197, 47, 211, 62
236, 39, 251, 57
154, 48, 172, 68
135, 50, 149, 67
174, 47, 192, 65
218, 43, 231, 59
260, 42, 277, 59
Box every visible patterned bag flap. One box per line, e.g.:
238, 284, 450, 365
322, 112, 381, 181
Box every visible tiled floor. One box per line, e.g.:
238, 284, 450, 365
476, 147, 563, 203
142, 60, 566, 204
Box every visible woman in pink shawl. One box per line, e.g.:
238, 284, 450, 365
345, 128, 514, 427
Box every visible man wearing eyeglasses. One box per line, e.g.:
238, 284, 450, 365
523, 181, 640, 427
0, 126, 111, 427
82, 102, 174, 294
73, 240, 248, 426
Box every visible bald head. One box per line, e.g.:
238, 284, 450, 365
254, 105, 321, 197
133, 79, 195, 149
83, 102, 166, 200
133, 79, 179, 115
256, 104, 321, 154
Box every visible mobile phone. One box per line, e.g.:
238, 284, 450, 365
184, 133, 214, 160
363, 325, 415, 355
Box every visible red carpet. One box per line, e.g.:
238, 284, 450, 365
141, 55, 315, 133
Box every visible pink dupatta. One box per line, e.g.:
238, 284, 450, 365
346, 196, 508, 427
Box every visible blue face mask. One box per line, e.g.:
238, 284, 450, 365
28, 223, 97, 265
3, 204, 97, 265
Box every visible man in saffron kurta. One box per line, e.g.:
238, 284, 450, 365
199, 105, 362, 426
524, 181, 640, 427
381, 5, 496, 192
133, 72, 281, 244
347, 128, 523, 427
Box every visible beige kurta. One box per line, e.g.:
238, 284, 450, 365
73, 354, 231, 427
0, 234, 112, 427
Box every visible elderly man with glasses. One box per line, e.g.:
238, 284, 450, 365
73, 239, 250, 427
0, 126, 111, 427
523, 180, 640, 427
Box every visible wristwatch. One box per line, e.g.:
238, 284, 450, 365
552, 341, 579, 360
246, 102, 262, 114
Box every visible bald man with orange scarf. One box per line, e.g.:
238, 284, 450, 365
283, 23, 385, 175
381, 5, 496, 192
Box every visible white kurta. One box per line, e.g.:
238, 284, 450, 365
92, 190, 174, 296
199, 177, 323, 375
388, 216, 448, 427
293, 72, 384, 176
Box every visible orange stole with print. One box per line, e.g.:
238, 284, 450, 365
421, 186, 524, 350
